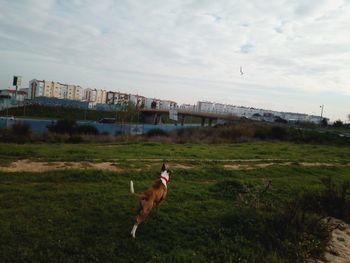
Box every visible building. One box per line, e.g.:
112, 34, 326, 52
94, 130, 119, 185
42, 80, 60, 98
180, 104, 196, 111
67, 85, 83, 101
28, 79, 44, 99
129, 94, 146, 108
0, 89, 27, 102
197, 101, 214, 112
29, 79, 83, 101
84, 88, 97, 102
158, 100, 177, 110
96, 89, 107, 104
0, 89, 27, 110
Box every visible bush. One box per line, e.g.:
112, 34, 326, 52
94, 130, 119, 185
301, 176, 350, 221
47, 119, 76, 135
146, 128, 168, 137
333, 120, 343, 127
269, 126, 287, 140
66, 135, 84, 143
10, 122, 31, 137
0, 122, 32, 143
76, 125, 99, 135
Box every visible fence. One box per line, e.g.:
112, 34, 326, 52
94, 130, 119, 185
0, 117, 199, 135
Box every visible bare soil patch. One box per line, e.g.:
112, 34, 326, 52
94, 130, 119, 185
310, 218, 350, 263
0, 160, 348, 173
0, 160, 121, 172
224, 162, 349, 170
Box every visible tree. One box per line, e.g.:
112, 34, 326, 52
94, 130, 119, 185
333, 120, 343, 128
117, 101, 139, 123
321, 118, 328, 127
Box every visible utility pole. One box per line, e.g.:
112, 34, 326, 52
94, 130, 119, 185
320, 105, 324, 119
320, 105, 325, 126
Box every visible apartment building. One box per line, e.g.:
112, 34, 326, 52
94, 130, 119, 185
159, 100, 177, 110
129, 94, 146, 108
197, 101, 214, 112
28, 79, 44, 99
30, 79, 85, 101
67, 85, 83, 101
179, 104, 196, 111
26, 79, 325, 124
105, 91, 129, 105
83, 88, 97, 102
96, 89, 107, 104
42, 81, 61, 98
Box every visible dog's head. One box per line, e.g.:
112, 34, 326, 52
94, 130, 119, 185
160, 163, 172, 180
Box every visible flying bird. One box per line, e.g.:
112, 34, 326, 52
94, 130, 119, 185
240, 66, 244, 75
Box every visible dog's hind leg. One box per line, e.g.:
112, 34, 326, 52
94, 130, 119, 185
131, 201, 153, 238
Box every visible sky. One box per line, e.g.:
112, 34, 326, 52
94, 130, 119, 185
0, 0, 350, 121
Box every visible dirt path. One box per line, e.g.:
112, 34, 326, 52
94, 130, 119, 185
0, 160, 122, 172
0, 159, 348, 173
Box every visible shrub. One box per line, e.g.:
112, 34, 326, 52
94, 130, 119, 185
76, 125, 99, 135
254, 127, 269, 139
146, 128, 168, 137
333, 120, 343, 127
0, 122, 32, 143
306, 176, 350, 221
47, 119, 76, 135
10, 122, 31, 137
269, 126, 287, 140
66, 135, 84, 143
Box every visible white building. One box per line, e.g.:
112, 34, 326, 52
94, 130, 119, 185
179, 104, 196, 111
197, 101, 214, 112
129, 94, 146, 108
84, 88, 97, 102
28, 79, 45, 99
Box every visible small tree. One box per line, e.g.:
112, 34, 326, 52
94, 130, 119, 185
321, 118, 328, 127
333, 120, 343, 128
117, 101, 139, 123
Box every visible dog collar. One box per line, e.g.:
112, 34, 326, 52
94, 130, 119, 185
160, 176, 169, 187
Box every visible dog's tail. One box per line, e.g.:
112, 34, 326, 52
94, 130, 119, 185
130, 180, 135, 194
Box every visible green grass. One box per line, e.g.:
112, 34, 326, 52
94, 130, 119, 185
0, 141, 350, 262
0, 141, 349, 163
1, 166, 349, 262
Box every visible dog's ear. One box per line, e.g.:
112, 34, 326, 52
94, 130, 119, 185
161, 163, 166, 172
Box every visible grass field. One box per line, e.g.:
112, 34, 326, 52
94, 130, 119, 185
0, 141, 350, 262
1, 141, 349, 163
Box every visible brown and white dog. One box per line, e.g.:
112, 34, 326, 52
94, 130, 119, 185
130, 163, 171, 238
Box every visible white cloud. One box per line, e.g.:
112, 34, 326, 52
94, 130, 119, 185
0, 0, 349, 120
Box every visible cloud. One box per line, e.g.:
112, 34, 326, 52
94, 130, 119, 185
240, 43, 254, 54
0, 0, 350, 120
